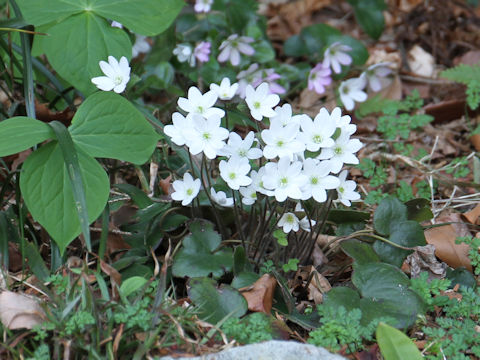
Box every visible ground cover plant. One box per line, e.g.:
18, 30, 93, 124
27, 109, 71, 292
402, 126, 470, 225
1, 0, 480, 359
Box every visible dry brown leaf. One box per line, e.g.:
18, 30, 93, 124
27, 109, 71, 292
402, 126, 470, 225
462, 204, 480, 225
405, 244, 447, 279
470, 134, 480, 152
306, 268, 331, 304
407, 45, 435, 77
0, 290, 45, 329
424, 213, 472, 271
239, 274, 277, 313
159, 174, 172, 195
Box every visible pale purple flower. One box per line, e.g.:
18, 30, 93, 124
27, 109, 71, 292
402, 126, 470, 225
308, 62, 332, 94
218, 34, 255, 66
111, 21, 123, 29
173, 44, 195, 67
339, 76, 367, 111
194, 41, 211, 64
195, 0, 213, 13
363, 62, 393, 92
237, 63, 262, 98
132, 35, 151, 58
323, 42, 352, 74
252, 69, 286, 95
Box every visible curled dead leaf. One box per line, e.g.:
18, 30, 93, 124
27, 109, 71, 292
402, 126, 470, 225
0, 290, 45, 329
462, 203, 480, 225
239, 274, 277, 313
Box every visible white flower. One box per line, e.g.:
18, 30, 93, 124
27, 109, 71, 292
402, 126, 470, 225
323, 42, 353, 74
173, 44, 195, 66
218, 34, 255, 66
339, 76, 367, 111
183, 114, 229, 159
261, 121, 305, 160
111, 21, 123, 28
329, 107, 356, 136
194, 0, 213, 13
278, 213, 300, 233
318, 132, 363, 173
171, 173, 201, 206
210, 188, 234, 207
262, 157, 308, 202
219, 157, 252, 190
363, 62, 392, 92
164, 112, 194, 146
220, 131, 262, 160
245, 83, 280, 121
236, 63, 262, 98
299, 216, 316, 232
270, 104, 306, 127
210, 77, 239, 100
177, 86, 225, 118
91, 56, 130, 93
251, 168, 274, 196
132, 35, 151, 58
297, 110, 336, 152
301, 158, 340, 202
239, 184, 257, 205
336, 170, 361, 206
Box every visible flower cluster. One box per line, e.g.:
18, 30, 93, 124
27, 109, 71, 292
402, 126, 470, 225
164, 80, 362, 234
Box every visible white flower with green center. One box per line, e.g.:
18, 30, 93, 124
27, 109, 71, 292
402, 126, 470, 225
336, 170, 361, 206
363, 62, 392, 92
297, 109, 336, 152
173, 44, 195, 66
318, 132, 363, 174
164, 112, 194, 146
219, 157, 252, 190
339, 76, 367, 111
270, 104, 306, 127
184, 114, 229, 159
171, 173, 201, 206
177, 86, 225, 118
210, 188, 234, 207
261, 120, 305, 160
239, 184, 257, 205
91, 56, 130, 93
278, 212, 300, 233
329, 107, 356, 136
245, 83, 280, 121
219, 131, 262, 160
262, 157, 307, 202
300, 158, 340, 202
210, 77, 239, 100
250, 168, 274, 196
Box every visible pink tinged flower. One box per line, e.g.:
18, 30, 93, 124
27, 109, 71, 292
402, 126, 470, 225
220, 131, 263, 160
183, 114, 229, 159
323, 42, 353, 74
364, 62, 393, 92
252, 69, 286, 95
171, 173, 201, 206
339, 76, 367, 111
132, 35, 151, 58
300, 158, 340, 203
219, 157, 252, 190
177, 86, 225, 118
194, 0, 213, 13
308, 62, 332, 94
278, 212, 300, 233
210, 77, 239, 100
245, 83, 280, 121
91, 56, 131, 93
218, 34, 255, 66
164, 112, 194, 146
194, 41, 211, 63
262, 157, 308, 202
298, 109, 336, 152
236, 63, 262, 98
261, 120, 305, 160
210, 188, 234, 207
336, 170, 361, 206
318, 132, 363, 174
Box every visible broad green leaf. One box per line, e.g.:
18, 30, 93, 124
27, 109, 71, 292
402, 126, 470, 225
376, 322, 423, 360
172, 220, 233, 278
323, 287, 361, 312
69, 92, 159, 164
328, 209, 370, 223
446, 267, 477, 289
252, 40, 275, 63
43, 13, 131, 95
373, 196, 407, 235
231, 271, 259, 289
120, 276, 148, 297
20, 142, 109, 253
353, 262, 410, 294
373, 221, 426, 267
347, 0, 386, 40
188, 277, 247, 324
405, 198, 433, 222
91, 0, 184, 36
341, 239, 380, 265
0, 117, 54, 156
16, 0, 87, 26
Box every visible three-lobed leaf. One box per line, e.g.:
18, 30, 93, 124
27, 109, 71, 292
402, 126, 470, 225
69, 92, 159, 164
